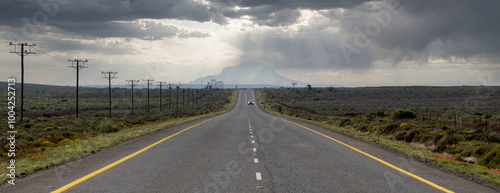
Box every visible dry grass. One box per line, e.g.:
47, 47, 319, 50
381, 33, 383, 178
0, 90, 238, 184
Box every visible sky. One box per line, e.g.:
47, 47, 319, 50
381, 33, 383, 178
0, 0, 499, 87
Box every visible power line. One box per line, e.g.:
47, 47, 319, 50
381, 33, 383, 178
102, 71, 118, 117
68, 59, 88, 118
9, 42, 36, 121
32, 47, 52, 57
86, 64, 102, 73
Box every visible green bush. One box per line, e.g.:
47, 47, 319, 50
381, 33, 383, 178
338, 118, 351, 127
420, 133, 432, 143
393, 109, 417, 119
395, 131, 407, 140
99, 124, 118, 133
344, 112, 358, 117
98, 119, 119, 133
474, 145, 491, 157
369, 111, 386, 117
479, 144, 500, 169
317, 116, 329, 122
434, 133, 465, 152
405, 129, 422, 142
354, 123, 368, 132
380, 123, 399, 135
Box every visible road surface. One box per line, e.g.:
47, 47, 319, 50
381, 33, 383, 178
1, 90, 497, 192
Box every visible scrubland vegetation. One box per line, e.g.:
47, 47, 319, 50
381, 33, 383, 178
258, 86, 500, 185
0, 82, 236, 182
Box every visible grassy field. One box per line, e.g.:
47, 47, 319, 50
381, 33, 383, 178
0, 82, 237, 183
257, 86, 500, 185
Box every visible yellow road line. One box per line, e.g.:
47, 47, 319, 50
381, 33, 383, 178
52, 91, 241, 193
252, 90, 452, 192
288, 121, 454, 193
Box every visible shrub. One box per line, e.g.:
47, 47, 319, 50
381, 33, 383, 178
478, 144, 500, 169
317, 116, 329, 122
393, 109, 416, 119
61, 131, 75, 139
98, 119, 119, 133
474, 145, 491, 157
420, 133, 433, 143
488, 132, 500, 143
400, 122, 410, 127
434, 133, 465, 152
40, 140, 55, 147
405, 129, 422, 142
344, 112, 358, 117
339, 118, 351, 127
395, 131, 407, 141
380, 123, 399, 135
60, 138, 73, 144
369, 111, 386, 117
354, 123, 368, 132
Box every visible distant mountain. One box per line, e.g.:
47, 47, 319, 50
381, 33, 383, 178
193, 60, 309, 87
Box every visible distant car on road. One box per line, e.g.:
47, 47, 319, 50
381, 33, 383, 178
248, 99, 254, 105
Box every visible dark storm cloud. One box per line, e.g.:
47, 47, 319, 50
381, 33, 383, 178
54, 20, 209, 40
234, 0, 500, 70
39, 39, 137, 55
233, 7, 302, 26
0, 0, 369, 40
0, 0, 216, 24
210, 0, 369, 10
215, 0, 369, 26
375, 0, 500, 62
0, 0, 213, 41
1, 0, 499, 71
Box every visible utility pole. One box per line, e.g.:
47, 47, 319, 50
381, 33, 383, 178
168, 83, 172, 110
143, 79, 154, 114
102, 71, 118, 117
188, 88, 191, 108
68, 59, 87, 118
182, 89, 185, 109
126, 80, 139, 116
196, 90, 199, 106
157, 81, 166, 112
9, 42, 36, 121
176, 86, 179, 109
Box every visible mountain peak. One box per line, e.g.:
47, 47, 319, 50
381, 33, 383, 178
194, 60, 306, 86
238, 60, 270, 69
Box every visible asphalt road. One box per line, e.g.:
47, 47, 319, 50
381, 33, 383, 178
1, 90, 497, 193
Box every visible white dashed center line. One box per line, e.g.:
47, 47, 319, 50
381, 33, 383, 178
254, 158, 259, 163
251, 135, 254, 138
253, 148, 257, 152
256, 172, 262, 180
251, 140, 255, 144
